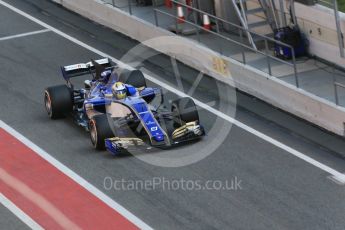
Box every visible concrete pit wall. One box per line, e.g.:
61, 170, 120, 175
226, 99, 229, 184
53, 0, 345, 136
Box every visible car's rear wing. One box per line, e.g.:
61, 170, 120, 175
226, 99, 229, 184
61, 58, 116, 80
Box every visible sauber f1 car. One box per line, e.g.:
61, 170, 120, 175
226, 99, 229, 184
44, 58, 205, 155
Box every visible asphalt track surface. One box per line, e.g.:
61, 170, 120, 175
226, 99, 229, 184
0, 0, 345, 229
0, 203, 30, 230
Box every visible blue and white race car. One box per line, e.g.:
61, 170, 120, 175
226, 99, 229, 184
44, 58, 205, 155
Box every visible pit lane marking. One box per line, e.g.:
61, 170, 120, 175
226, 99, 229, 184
0, 167, 81, 230
0, 193, 44, 230
0, 120, 152, 230
0, 29, 50, 41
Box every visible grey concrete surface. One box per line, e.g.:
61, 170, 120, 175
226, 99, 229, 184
0, 1, 345, 229
0, 204, 30, 230
100, 0, 345, 113
281, 64, 345, 105
0, 3, 43, 37
54, 0, 345, 137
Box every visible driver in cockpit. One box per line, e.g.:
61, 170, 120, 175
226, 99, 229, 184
111, 82, 138, 100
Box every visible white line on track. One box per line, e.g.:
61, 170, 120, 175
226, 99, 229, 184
0, 193, 44, 230
0, 167, 82, 230
144, 70, 345, 184
0, 0, 343, 216
0, 120, 153, 229
0, 29, 50, 41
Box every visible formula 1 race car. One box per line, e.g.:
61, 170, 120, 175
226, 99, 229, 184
44, 58, 205, 155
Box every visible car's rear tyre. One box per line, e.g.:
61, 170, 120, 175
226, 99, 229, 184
89, 114, 115, 150
122, 70, 147, 88
171, 97, 199, 127
44, 85, 73, 119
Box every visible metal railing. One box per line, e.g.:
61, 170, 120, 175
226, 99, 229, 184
170, 0, 293, 50
153, 9, 299, 87
310, 0, 344, 58
166, 1, 298, 84
334, 82, 345, 105
105, 0, 297, 59
103, 0, 134, 15
331, 62, 345, 105
102, 0, 299, 87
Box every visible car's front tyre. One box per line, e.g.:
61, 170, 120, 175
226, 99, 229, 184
89, 114, 114, 150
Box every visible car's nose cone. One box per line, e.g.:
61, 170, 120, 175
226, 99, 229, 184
153, 135, 164, 142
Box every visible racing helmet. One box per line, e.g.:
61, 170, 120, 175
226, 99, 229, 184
100, 70, 111, 83
112, 82, 127, 100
